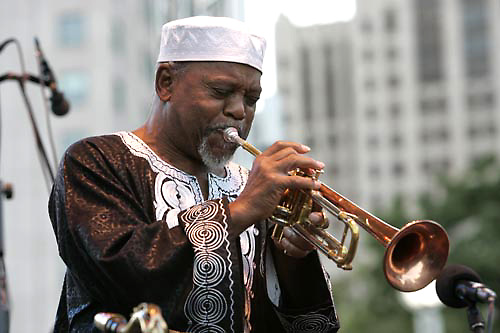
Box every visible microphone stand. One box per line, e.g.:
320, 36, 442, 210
466, 303, 485, 333
0, 72, 55, 182
0, 181, 13, 333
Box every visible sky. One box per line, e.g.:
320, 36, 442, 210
244, 0, 357, 100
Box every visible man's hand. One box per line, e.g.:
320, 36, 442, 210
272, 211, 326, 258
228, 141, 324, 237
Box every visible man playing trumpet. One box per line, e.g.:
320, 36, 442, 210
49, 16, 339, 332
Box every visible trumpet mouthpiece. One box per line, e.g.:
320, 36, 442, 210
223, 127, 240, 144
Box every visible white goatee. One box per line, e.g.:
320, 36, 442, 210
197, 135, 235, 173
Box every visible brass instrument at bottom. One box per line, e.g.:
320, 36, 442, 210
94, 303, 183, 333
223, 127, 449, 292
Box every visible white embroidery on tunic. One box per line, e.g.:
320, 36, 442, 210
154, 172, 195, 229
182, 201, 229, 332
210, 173, 255, 332
116, 131, 256, 332
277, 305, 339, 333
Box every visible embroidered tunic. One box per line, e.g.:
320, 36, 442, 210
49, 132, 340, 332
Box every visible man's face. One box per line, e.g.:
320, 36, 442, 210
165, 61, 262, 170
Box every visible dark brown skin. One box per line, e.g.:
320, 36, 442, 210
134, 61, 324, 258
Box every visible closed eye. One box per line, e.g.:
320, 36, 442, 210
245, 95, 260, 106
211, 87, 232, 98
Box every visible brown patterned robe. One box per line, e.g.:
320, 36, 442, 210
49, 132, 339, 332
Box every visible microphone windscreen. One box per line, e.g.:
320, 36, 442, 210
436, 264, 482, 308
50, 90, 70, 116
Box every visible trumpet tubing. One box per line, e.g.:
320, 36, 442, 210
223, 127, 450, 292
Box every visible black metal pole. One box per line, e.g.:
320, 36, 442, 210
0, 182, 12, 333
467, 303, 485, 333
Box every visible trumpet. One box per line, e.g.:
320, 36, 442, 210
223, 128, 449, 292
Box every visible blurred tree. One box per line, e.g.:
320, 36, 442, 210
419, 155, 500, 332
334, 155, 499, 332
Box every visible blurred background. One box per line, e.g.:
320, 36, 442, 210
0, 0, 499, 331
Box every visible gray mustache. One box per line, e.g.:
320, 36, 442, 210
205, 124, 243, 136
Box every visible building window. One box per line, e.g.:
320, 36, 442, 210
371, 195, 382, 211
366, 106, 377, 119
328, 165, 340, 177
421, 127, 449, 143
363, 49, 374, 62
392, 162, 405, 177
324, 45, 335, 118
113, 77, 126, 113
369, 164, 381, 177
462, 0, 490, 78
420, 97, 448, 115
367, 135, 379, 148
391, 133, 403, 147
467, 92, 495, 110
328, 134, 337, 146
277, 56, 290, 69
361, 19, 373, 33
415, 0, 443, 82
389, 103, 402, 118
301, 46, 313, 121
206, 0, 225, 16
59, 70, 90, 106
143, 50, 155, 83
386, 47, 398, 61
58, 12, 85, 47
111, 19, 126, 54
384, 8, 397, 33
305, 136, 316, 148
468, 124, 497, 138
364, 77, 376, 90
143, 0, 153, 24
421, 160, 431, 174
387, 74, 400, 89
421, 159, 450, 175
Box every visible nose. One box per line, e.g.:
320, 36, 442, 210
223, 95, 245, 120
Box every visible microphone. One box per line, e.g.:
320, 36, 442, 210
34, 37, 70, 116
436, 264, 497, 308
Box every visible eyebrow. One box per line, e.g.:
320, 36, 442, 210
204, 78, 262, 95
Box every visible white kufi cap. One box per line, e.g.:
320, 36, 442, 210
157, 16, 266, 72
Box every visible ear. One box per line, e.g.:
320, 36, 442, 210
155, 63, 174, 102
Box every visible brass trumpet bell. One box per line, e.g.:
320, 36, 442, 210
383, 220, 450, 292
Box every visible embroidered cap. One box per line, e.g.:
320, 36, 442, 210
157, 16, 267, 72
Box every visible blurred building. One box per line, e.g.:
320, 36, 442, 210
276, 0, 500, 213
0, 0, 242, 331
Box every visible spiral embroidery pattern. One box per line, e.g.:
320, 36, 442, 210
291, 313, 332, 332
185, 287, 227, 323
185, 220, 225, 251
278, 306, 339, 333
193, 252, 226, 287
181, 200, 234, 332
183, 201, 219, 222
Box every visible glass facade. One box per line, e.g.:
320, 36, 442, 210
58, 12, 85, 47
415, 0, 443, 82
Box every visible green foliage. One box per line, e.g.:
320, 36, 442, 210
418, 156, 500, 332
334, 156, 500, 332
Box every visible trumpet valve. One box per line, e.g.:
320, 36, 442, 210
270, 206, 291, 227
271, 224, 285, 242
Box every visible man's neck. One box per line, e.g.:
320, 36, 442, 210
133, 100, 228, 198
